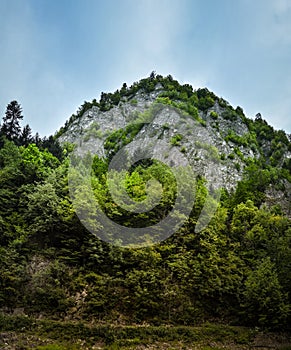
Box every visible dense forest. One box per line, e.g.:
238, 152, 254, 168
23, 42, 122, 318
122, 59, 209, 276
1, 74, 291, 348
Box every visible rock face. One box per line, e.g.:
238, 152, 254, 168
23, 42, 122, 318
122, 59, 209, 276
265, 180, 291, 216
58, 80, 291, 217
59, 89, 161, 156
59, 89, 259, 193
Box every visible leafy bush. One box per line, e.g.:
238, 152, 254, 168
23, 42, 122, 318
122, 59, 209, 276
210, 111, 218, 119
170, 134, 183, 146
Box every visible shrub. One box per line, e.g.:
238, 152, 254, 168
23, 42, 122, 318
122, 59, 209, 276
235, 163, 241, 171
170, 134, 183, 146
130, 99, 138, 106
210, 111, 218, 119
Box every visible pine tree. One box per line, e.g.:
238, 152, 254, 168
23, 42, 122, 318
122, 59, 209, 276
20, 124, 33, 146
33, 132, 41, 147
1, 100, 23, 142
41, 135, 63, 160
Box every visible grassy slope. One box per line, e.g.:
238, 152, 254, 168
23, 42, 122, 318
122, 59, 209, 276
0, 314, 291, 349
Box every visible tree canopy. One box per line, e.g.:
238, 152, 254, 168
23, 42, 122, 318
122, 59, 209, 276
0, 77, 291, 333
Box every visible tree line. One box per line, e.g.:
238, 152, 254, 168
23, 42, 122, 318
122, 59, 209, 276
0, 100, 63, 159
0, 76, 291, 331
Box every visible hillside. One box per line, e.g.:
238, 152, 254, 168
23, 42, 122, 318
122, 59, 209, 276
60, 73, 291, 216
0, 73, 291, 348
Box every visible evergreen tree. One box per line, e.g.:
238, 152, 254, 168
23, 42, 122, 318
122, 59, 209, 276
33, 132, 41, 147
1, 100, 23, 142
20, 124, 33, 146
41, 135, 63, 160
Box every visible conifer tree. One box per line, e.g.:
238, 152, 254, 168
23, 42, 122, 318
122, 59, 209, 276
20, 124, 33, 146
1, 100, 23, 142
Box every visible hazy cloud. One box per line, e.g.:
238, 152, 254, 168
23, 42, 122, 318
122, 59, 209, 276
0, 0, 290, 135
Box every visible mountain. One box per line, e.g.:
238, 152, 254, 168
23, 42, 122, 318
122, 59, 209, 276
1, 74, 291, 347
58, 73, 291, 216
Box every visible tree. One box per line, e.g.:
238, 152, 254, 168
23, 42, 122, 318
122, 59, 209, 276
25, 181, 60, 245
241, 257, 290, 328
20, 124, 33, 146
150, 71, 156, 80
41, 135, 63, 160
0, 100, 23, 142
33, 132, 41, 147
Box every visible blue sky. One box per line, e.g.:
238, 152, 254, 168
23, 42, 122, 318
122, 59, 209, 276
0, 0, 291, 136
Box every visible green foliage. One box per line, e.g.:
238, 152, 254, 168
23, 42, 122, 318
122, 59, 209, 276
83, 121, 101, 142
196, 94, 215, 111
225, 130, 247, 146
130, 98, 138, 105
36, 346, 73, 350
222, 109, 238, 121
0, 313, 266, 349
194, 141, 220, 160
170, 133, 183, 146
235, 162, 241, 171
20, 124, 33, 146
242, 257, 290, 328
21, 143, 60, 177
0, 100, 23, 142
1, 74, 291, 335
224, 131, 258, 154
104, 122, 145, 160
210, 111, 218, 119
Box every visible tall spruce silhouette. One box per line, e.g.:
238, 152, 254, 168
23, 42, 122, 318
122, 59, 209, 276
1, 100, 23, 142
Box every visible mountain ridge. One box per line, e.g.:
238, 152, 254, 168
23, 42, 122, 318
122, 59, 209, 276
58, 73, 291, 216
1, 73, 291, 336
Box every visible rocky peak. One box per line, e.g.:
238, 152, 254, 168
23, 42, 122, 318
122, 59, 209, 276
58, 74, 291, 213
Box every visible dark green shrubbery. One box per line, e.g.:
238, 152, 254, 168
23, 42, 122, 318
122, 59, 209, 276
0, 75, 291, 333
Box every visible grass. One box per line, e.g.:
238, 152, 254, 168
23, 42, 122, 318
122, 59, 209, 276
0, 314, 290, 349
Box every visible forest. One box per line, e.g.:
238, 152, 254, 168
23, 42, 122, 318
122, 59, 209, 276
0, 74, 291, 349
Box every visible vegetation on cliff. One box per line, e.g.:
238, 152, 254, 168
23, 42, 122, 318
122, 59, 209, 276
0, 75, 291, 349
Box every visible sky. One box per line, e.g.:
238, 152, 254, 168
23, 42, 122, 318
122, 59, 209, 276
0, 0, 291, 137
